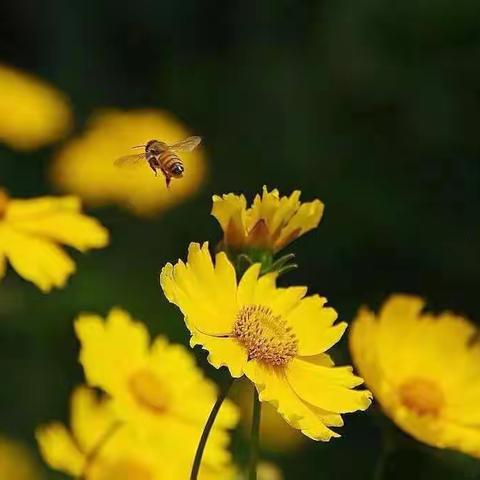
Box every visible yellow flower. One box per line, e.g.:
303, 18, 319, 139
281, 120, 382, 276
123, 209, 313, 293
160, 243, 372, 441
234, 379, 306, 452
349, 294, 480, 458
51, 109, 206, 216
37, 386, 234, 480
0, 435, 41, 480
75, 308, 238, 472
212, 187, 323, 254
0, 190, 109, 292
0, 63, 72, 150
37, 386, 176, 479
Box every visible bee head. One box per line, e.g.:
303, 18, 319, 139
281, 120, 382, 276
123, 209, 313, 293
145, 139, 159, 152
171, 163, 184, 177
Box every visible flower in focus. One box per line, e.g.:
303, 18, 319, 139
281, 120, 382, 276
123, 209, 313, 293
0, 63, 72, 150
350, 294, 480, 458
0, 190, 109, 292
212, 187, 323, 256
51, 109, 206, 216
234, 379, 305, 452
160, 243, 372, 441
75, 308, 238, 473
0, 435, 41, 480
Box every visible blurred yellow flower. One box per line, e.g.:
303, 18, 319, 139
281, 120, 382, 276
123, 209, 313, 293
51, 109, 206, 216
0, 435, 41, 480
37, 386, 223, 479
350, 294, 480, 458
234, 379, 305, 452
0, 190, 109, 292
212, 187, 323, 254
0, 63, 72, 150
75, 308, 238, 472
256, 462, 283, 480
160, 242, 372, 441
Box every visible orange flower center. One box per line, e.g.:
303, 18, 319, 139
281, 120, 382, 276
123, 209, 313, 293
399, 377, 444, 417
0, 189, 9, 219
233, 305, 298, 366
128, 369, 169, 415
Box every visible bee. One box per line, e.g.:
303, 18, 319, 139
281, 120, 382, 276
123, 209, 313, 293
114, 136, 202, 188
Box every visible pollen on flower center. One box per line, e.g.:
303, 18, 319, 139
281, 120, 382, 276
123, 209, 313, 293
399, 377, 445, 417
128, 369, 169, 415
233, 305, 298, 366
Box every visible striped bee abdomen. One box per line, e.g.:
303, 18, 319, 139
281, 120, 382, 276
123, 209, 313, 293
160, 151, 184, 177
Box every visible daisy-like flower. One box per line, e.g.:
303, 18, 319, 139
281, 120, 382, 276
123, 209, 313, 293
349, 294, 480, 458
37, 386, 231, 479
74, 308, 238, 472
0, 190, 108, 292
212, 187, 323, 255
51, 109, 206, 216
160, 243, 372, 441
0, 435, 41, 480
0, 63, 72, 150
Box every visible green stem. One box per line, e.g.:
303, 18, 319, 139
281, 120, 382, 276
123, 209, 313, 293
374, 427, 396, 480
248, 386, 262, 480
190, 376, 234, 480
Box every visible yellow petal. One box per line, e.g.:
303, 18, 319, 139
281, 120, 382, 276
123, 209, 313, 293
348, 307, 383, 396
275, 199, 324, 251
266, 286, 307, 317
211, 193, 247, 246
269, 190, 301, 235
286, 358, 372, 413
75, 308, 148, 393
237, 263, 262, 305
248, 188, 283, 232
190, 332, 248, 378
0, 63, 72, 150
376, 295, 426, 375
286, 295, 344, 356
35, 423, 85, 476
0, 226, 75, 292
7, 196, 109, 251
70, 386, 117, 454
160, 243, 237, 335
244, 360, 339, 441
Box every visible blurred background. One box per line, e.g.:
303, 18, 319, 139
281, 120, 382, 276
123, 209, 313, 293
1, 0, 480, 478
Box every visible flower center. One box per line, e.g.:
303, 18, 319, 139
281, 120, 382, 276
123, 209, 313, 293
399, 377, 444, 417
0, 189, 9, 219
233, 305, 298, 366
128, 369, 169, 415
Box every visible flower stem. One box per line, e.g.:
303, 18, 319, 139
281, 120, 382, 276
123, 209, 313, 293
190, 376, 234, 480
248, 386, 261, 480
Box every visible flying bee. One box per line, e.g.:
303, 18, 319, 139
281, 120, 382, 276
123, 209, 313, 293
114, 136, 202, 188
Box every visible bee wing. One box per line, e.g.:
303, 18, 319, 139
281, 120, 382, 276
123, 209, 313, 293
114, 153, 146, 168
168, 136, 202, 152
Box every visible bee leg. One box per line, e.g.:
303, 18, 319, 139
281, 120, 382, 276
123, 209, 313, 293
165, 176, 172, 189
148, 159, 157, 175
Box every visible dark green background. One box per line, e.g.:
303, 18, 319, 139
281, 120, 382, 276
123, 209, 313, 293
1, 0, 480, 478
